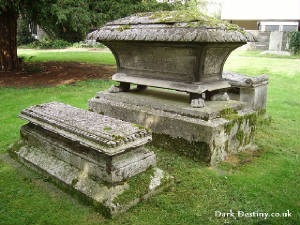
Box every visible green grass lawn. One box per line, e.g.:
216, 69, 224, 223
0, 49, 299, 225
18, 49, 116, 65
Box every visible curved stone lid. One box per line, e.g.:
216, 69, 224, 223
88, 11, 256, 43
18, 102, 151, 155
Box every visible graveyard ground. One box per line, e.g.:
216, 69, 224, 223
0, 49, 299, 225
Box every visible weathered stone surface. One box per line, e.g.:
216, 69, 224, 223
191, 98, 206, 108
9, 141, 172, 218
223, 72, 269, 110
88, 11, 255, 43
19, 102, 151, 155
88, 88, 257, 165
223, 71, 269, 88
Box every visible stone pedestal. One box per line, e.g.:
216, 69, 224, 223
88, 88, 258, 165
9, 102, 172, 217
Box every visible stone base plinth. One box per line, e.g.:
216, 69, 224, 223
9, 139, 172, 218
88, 88, 258, 165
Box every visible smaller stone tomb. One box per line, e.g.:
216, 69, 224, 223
88, 11, 256, 107
9, 102, 172, 217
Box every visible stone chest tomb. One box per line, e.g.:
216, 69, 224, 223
88, 11, 256, 105
88, 11, 268, 165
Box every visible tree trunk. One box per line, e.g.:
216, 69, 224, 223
0, 9, 18, 72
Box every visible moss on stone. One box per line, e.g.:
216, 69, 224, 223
112, 135, 126, 141
220, 108, 238, 119
225, 140, 229, 153
146, 10, 245, 33
71, 178, 78, 186
150, 133, 210, 163
117, 24, 131, 32
113, 167, 155, 205
236, 129, 245, 145
132, 123, 151, 132
131, 123, 144, 130
9, 140, 25, 153
221, 108, 257, 147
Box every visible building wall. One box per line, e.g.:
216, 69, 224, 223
228, 20, 258, 30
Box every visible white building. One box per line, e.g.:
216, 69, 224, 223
221, 0, 300, 31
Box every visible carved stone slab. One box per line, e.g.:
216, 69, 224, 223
19, 102, 152, 155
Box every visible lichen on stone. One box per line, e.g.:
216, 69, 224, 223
112, 134, 126, 141
131, 123, 145, 130
116, 24, 131, 32
147, 10, 244, 33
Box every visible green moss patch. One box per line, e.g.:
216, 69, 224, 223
221, 109, 257, 146
8, 140, 25, 153
113, 167, 155, 205
112, 135, 126, 141
144, 10, 244, 33
150, 133, 210, 163
103, 127, 112, 131
116, 25, 131, 32
131, 123, 151, 132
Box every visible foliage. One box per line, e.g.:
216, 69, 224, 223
37, 0, 180, 42
26, 39, 72, 49
287, 31, 300, 55
0, 0, 57, 18
1, 0, 180, 43
17, 16, 35, 45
